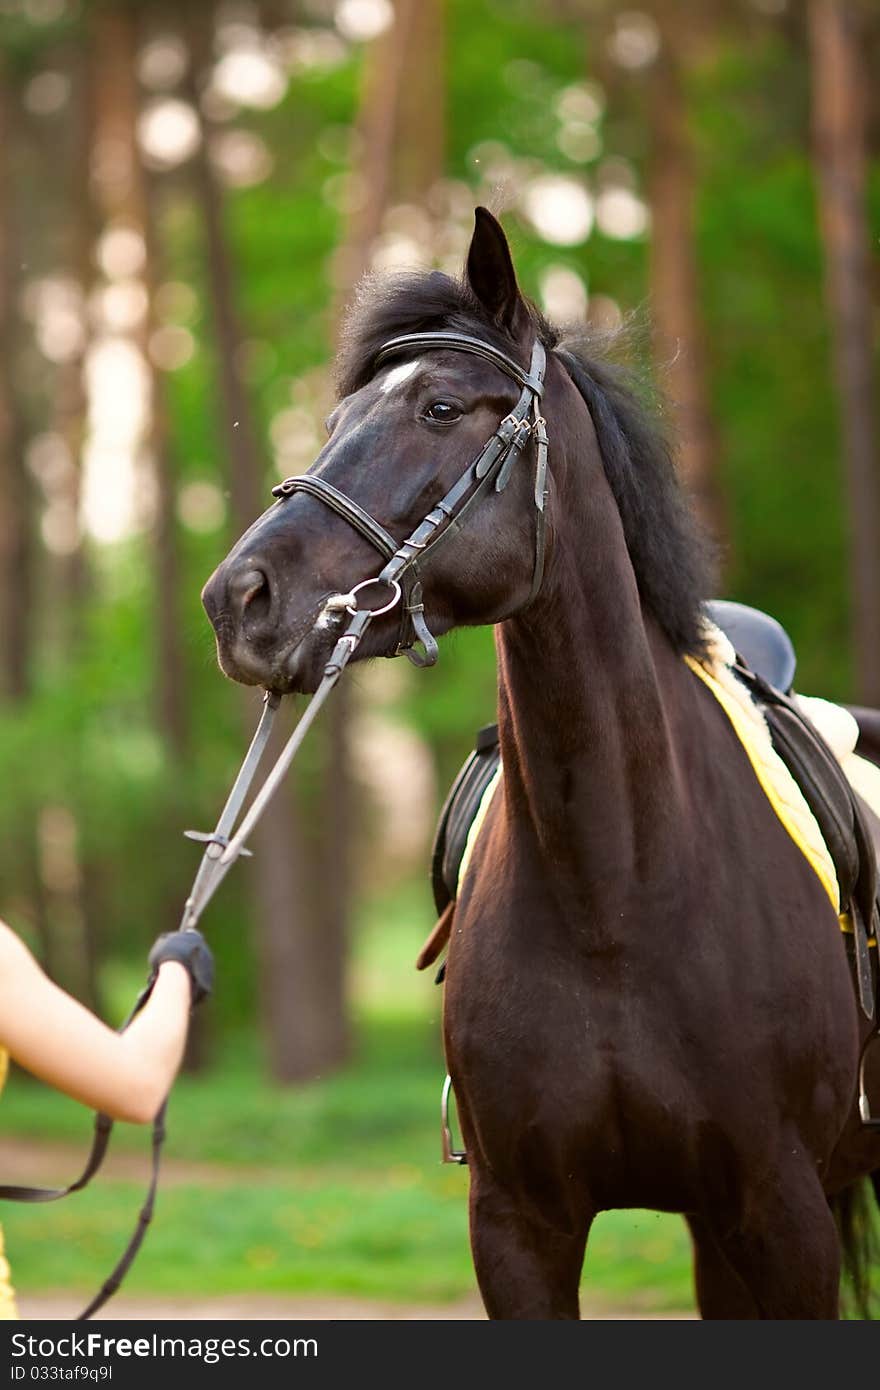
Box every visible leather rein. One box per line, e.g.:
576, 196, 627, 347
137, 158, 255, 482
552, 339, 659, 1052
0, 329, 550, 1318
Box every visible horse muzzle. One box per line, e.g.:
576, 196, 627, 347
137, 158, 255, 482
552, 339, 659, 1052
202, 557, 373, 693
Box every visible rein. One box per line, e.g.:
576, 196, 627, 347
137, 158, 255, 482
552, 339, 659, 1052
0, 328, 551, 1319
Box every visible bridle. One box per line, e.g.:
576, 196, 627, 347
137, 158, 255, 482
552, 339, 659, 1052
0, 329, 551, 1319
184, 330, 551, 913
272, 331, 550, 667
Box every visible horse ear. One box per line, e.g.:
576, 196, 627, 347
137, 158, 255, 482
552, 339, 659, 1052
466, 207, 529, 338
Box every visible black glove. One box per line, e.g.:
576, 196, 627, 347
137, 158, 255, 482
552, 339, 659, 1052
148, 929, 214, 1007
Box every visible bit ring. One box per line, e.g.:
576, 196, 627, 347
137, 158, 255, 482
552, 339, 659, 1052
345, 577, 402, 617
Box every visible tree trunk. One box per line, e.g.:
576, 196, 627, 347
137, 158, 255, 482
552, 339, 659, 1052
91, 4, 190, 756
647, 12, 728, 557
320, 0, 447, 1034
317, 1, 427, 1068
393, 0, 446, 206
0, 72, 32, 702
320, 0, 447, 1071
336, 0, 421, 297
89, 3, 196, 1034
143, 190, 189, 757
185, 6, 351, 1079
250, 702, 352, 1081
808, 0, 880, 703
52, 44, 92, 663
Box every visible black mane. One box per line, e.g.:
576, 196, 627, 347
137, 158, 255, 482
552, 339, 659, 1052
337, 270, 714, 656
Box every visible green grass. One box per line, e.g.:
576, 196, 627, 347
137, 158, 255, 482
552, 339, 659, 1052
2, 1017, 445, 1169
3, 885, 878, 1315
3, 881, 845, 1315
3, 1171, 477, 1303
1, 881, 449, 1171
2, 1180, 694, 1309
0, 1000, 696, 1309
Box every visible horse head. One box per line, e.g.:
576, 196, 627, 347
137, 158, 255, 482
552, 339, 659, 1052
201, 208, 560, 693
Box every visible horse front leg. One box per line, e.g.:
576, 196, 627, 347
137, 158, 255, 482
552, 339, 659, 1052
686, 1214, 759, 1318
468, 1164, 591, 1319
707, 1158, 842, 1319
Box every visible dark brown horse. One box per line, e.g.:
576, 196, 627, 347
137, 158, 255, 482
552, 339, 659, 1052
202, 208, 879, 1318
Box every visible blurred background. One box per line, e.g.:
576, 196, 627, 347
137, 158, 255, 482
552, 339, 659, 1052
0, 0, 878, 1318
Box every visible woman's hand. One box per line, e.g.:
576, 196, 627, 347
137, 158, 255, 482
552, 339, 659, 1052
147, 929, 215, 1006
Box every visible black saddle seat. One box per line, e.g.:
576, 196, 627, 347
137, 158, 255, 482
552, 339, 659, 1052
706, 599, 796, 694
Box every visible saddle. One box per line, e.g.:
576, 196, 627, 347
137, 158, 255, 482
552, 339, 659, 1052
427, 601, 879, 1030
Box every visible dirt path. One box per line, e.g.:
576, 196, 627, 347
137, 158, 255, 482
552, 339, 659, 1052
0, 1138, 286, 1188
18, 1293, 693, 1321
16, 1292, 488, 1321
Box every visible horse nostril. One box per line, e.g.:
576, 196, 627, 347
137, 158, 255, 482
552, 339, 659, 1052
229, 566, 270, 621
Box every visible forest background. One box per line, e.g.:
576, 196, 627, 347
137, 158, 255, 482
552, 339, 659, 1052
0, 0, 877, 1317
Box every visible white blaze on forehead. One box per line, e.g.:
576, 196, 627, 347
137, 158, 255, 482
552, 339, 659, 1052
380, 359, 421, 393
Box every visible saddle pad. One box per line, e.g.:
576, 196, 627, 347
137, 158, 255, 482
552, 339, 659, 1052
683, 628, 841, 914
795, 693, 880, 820
458, 762, 503, 892
457, 624, 880, 934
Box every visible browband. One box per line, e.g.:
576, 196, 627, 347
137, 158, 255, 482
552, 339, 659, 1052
375, 332, 545, 396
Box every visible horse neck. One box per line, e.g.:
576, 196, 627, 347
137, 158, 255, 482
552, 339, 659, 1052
494, 457, 686, 910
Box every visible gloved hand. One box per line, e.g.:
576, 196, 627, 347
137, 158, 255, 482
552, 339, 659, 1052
148, 929, 214, 1007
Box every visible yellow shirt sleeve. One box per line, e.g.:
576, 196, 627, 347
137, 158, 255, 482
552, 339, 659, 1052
0, 1049, 20, 1319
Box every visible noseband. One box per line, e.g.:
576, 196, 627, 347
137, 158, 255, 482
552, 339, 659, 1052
271, 331, 550, 666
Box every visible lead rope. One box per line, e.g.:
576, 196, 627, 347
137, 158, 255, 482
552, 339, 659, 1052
179, 688, 282, 926
182, 603, 380, 926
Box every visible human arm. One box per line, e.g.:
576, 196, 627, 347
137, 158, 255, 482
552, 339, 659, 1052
0, 920, 207, 1124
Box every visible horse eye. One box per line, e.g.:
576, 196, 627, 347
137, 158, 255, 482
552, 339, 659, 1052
424, 400, 462, 423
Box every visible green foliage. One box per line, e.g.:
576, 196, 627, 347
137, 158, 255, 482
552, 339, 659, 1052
0, 0, 878, 1314
692, 34, 851, 696
0, 4, 79, 71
